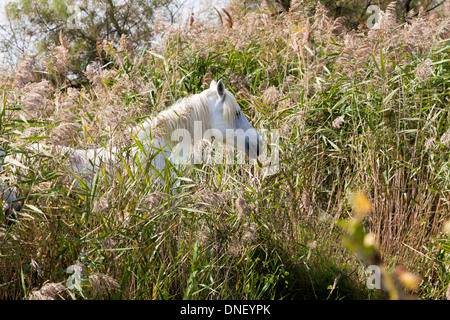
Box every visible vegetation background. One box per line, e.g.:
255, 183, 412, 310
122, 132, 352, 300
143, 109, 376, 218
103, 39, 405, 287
0, 0, 449, 300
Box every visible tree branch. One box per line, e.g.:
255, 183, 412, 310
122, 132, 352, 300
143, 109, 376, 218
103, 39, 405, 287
411, 0, 447, 17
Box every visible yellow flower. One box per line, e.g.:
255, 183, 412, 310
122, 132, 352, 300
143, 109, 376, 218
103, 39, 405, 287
396, 266, 422, 291
443, 220, 450, 235
363, 233, 377, 248
350, 191, 372, 218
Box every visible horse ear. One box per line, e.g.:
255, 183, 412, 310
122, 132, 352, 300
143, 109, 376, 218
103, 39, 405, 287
217, 79, 225, 100
210, 80, 217, 89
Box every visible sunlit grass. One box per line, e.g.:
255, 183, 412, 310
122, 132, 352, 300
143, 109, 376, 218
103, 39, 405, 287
1, 2, 450, 300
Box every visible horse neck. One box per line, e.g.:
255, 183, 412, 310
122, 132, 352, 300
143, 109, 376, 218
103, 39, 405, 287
151, 92, 213, 147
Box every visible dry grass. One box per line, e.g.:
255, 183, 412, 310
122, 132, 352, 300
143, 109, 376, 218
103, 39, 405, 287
1, 0, 450, 300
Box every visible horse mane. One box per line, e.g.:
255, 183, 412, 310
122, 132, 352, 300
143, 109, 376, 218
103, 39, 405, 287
135, 87, 240, 143
153, 92, 212, 139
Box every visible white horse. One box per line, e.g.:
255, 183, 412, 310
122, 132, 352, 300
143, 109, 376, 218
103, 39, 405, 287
1, 80, 262, 219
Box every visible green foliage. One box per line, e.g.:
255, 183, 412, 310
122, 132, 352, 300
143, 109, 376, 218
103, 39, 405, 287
1, 1, 450, 300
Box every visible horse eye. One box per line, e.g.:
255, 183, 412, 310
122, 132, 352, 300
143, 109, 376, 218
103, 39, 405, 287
236, 111, 240, 118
